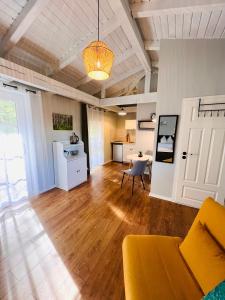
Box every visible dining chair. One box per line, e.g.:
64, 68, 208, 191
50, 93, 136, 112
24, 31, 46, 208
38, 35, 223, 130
145, 150, 153, 180
121, 160, 148, 195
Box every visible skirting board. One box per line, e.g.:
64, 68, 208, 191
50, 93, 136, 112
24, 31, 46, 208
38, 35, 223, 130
176, 198, 202, 209
149, 192, 174, 203
103, 160, 112, 165
149, 192, 201, 209
39, 185, 56, 195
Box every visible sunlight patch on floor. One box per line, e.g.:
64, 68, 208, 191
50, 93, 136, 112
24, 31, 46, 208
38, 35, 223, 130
0, 203, 80, 300
107, 203, 133, 225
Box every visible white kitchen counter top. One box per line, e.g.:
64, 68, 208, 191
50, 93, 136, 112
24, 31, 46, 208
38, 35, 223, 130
111, 141, 135, 144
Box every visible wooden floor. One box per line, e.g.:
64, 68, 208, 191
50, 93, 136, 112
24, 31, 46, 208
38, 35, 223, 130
0, 163, 198, 300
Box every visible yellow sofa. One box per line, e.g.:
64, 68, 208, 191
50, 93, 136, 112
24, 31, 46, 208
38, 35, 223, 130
122, 198, 225, 300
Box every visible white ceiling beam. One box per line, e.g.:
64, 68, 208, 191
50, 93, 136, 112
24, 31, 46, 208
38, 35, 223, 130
105, 65, 143, 88
58, 15, 121, 71
132, 0, 225, 18
74, 47, 135, 88
93, 65, 143, 95
152, 61, 159, 68
144, 40, 160, 51
144, 71, 151, 93
73, 75, 92, 88
122, 71, 145, 96
105, 106, 121, 113
0, 57, 99, 105
100, 92, 158, 106
0, 0, 49, 56
109, 0, 151, 72
107, 70, 144, 97
101, 86, 106, 99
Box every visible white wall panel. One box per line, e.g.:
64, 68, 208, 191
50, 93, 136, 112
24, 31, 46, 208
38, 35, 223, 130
151, 40, 225, 199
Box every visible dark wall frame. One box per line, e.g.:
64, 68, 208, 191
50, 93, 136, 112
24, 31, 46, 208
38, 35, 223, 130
81, 103, 90, 175
155, 115, 179, 164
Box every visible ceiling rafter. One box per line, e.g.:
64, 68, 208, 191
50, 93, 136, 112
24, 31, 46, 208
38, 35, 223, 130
0, 57, 99, 105
108, 0, 151, 72
100, 92, 158, 106
51, 15, 121, 75
92, 65, 143, 95
110, 70, 145, 97
74, 47, 135, 88
0, 0, 50, 57
144, 40, 160, 51
131, 0, 225, 18
152, 61, 159, 68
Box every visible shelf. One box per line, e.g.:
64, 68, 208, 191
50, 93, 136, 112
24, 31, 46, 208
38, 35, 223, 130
138, 120, 155, 130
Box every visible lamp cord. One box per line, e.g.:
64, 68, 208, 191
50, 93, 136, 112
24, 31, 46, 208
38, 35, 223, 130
98, 0, 99, 41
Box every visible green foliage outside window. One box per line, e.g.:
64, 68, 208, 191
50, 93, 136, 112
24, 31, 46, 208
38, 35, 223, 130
0, 100, 17, 134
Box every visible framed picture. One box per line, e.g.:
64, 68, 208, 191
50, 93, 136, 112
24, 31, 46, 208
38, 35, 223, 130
156, 115, 178, 164
52, 113, 73, 130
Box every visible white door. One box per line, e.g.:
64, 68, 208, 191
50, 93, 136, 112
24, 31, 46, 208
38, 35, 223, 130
175, 96, 225, 208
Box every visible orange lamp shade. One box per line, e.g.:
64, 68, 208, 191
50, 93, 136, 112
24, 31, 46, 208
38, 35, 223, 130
83, 41, 114, 80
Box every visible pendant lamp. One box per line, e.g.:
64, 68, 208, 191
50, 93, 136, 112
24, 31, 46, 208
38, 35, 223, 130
83, 0, 114, 80
118, 107, 127, 116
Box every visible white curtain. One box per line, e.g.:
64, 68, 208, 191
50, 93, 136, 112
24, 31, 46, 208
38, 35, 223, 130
87, 105, 104, 170
0, 87, 50, 208
19, 91, 51, 195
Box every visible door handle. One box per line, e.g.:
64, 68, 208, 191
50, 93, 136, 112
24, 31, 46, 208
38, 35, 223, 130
182, 152, 199, 159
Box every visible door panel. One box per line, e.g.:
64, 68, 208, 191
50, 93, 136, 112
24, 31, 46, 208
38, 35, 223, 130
182, 186, 216, 202
205, 129, 225, 185
184, 128, 202, 182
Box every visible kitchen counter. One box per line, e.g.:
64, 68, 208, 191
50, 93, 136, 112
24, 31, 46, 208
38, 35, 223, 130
111, 141, 135, 144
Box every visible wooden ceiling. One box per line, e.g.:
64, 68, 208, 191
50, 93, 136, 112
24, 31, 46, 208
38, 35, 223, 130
0, 0, 224, 98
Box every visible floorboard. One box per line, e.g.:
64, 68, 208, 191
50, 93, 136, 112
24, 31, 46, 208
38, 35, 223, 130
0, 163, 198, 300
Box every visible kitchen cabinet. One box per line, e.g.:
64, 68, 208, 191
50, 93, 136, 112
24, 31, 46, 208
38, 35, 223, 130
53, 141, 87, 191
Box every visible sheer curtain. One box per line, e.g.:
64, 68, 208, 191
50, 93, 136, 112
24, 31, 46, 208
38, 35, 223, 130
87, 105, 104, 171
19, 90, 51, 195
0, 89, 28, 208
0, 87, 50, 208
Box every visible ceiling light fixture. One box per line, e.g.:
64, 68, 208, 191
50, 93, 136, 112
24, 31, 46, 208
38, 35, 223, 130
118, 107, 127, 116
82, 0, 114, 81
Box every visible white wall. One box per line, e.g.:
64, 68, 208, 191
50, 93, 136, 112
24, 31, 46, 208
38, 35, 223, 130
151, 39, 225, 200
41, 92, 81, 187
136, 102, 156, 154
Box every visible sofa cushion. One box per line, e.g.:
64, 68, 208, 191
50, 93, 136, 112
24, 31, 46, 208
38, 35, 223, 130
180, 221, 225, 295
122, 235, 203, 300
190, 197, 225, 250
